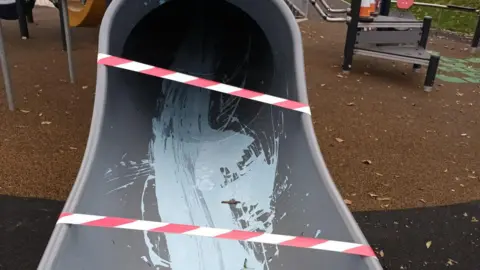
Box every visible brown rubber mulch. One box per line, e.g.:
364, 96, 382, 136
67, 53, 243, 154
0, 8, 478, 211
0, 8, 97, 200
301, 21, 480, 211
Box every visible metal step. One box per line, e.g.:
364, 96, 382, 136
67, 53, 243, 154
356, 28, 422, 45
354, 44, 431, 65
355, 15, 423, 29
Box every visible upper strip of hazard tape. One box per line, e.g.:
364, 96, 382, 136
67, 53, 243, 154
58, 212, 376, 257
97, 53, 311, 115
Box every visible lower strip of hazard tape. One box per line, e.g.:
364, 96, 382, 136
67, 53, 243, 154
58, 212, 376, 257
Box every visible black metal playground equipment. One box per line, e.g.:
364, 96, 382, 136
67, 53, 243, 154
310, 0, 479, 91
384, 0, 479, 53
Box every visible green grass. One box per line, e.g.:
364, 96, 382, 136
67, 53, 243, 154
395, 0, 479, 34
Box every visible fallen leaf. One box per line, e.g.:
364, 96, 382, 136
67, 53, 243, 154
41, 121, 52, 125
321, 84, 326, 87
362, 160, 372, 165
38, 113, 43, 117
368, 192, 378, 198
375, 172, 383, 176
426, 241, 432, 249
364, 72, 370, 76
346, 102, 355, 106
335, 138, 344, 143
419, 199, 427, 203
221, 199, 240, 205
344, 199, 352, 205
463, 212, 468, 217
82, 85, 88, 89
472, 216, 478, 223
456, 92, 464, 96
20, 109, 30, 113
461, 133, 468, 137
337, 74, 344, 78
446, 258, 458, 266
468, 175, 478, 179
377, 197, 391, 201
69, 146, 77, 150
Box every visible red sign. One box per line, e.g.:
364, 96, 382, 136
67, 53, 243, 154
397, 0, 414, 9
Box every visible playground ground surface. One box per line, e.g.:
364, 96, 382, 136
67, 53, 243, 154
0, 7, 479, 270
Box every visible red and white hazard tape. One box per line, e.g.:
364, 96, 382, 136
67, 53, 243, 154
58, 212, 375, 257
97, 53, 311, 115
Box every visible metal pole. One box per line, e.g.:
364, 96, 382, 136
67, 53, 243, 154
59, 0, 75, 83
15, 0, 29, 39
309, 0, 348, 22
26, 6, 33, 23
380, 0, 390, 16
0, 21, 15, 111
319, 0, 348, 13
58, 0, 67, 51
472, 14, 480, 53
342, 0, 361, 73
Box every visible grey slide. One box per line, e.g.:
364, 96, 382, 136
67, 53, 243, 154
38, 0, 382, 269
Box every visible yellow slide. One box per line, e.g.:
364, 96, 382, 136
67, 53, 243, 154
68, 0, 106, 27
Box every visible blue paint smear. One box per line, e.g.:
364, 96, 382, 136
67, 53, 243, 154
140, 12, 287, 270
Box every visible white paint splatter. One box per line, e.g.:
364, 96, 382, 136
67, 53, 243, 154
141, 13, 288, 269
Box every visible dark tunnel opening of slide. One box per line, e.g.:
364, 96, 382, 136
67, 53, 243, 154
38, 0, 381, 269
122, 0, 275, 132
